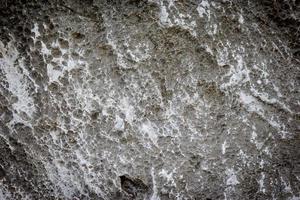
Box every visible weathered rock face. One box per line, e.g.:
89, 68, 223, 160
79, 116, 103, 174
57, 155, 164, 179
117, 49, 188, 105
0, 0, 299, 199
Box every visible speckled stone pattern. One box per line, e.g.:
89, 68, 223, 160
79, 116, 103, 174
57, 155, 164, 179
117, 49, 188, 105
0, 0, 299, 199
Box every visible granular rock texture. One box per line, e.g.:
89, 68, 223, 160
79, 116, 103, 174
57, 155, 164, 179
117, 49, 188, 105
0, 0, 299, 199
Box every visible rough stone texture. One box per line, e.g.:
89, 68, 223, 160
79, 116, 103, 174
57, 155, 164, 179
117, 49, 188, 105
0, 0, 299, 199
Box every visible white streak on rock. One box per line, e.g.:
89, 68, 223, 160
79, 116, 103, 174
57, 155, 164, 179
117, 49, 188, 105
114, 115, 124, 131
0, 41, 35, 121
158, 0, 197, 36
226, 168, 239, 186
159, 169, 176, 186
222, 140, 227, 154
41, 41, 51, 55
197, 0, 210, 20
159, 3, 171, 26
119, 97, 136, 124
221, 54, 250, 89
281, 176, 292, 193
239, 91, 263, 113
259, 172, 266, 193
140, 120, 158, 146
31, 23, 40, 42
238, 15, 244, 24
150, 168, 160, 200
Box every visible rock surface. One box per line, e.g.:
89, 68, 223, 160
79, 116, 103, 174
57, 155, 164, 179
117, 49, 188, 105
0, 0, 299, 199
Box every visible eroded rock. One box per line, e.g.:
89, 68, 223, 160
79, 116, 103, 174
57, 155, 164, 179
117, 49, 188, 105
0, 0, 299, 199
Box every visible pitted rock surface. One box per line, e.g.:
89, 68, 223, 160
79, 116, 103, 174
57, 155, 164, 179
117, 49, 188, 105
0, 0, 299, 199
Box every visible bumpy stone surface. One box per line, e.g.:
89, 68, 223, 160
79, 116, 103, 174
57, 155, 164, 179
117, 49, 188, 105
0, 0, 299, 199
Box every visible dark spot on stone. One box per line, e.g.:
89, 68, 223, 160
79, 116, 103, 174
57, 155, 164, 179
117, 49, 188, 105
90, 111, 99, 120
48, 22, 55, 30
53, 65, 62, 71
24, 27, 31, 36
34, 40, 42, 49
71, 52, 79, 59
222, 64, 230, 69
126, 0, 148, 7
48, 82, 60, 92
217, 114, 225, 120
72, 32, 85, 40
73, 109, 83, 118
68, 137, 77, 144
0, 166, 6, 180
58, 38, 69, 49
195, 46, 206, 53
120, 174, 148, 197
51, 47, 62, 57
